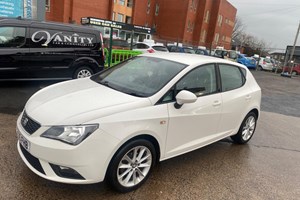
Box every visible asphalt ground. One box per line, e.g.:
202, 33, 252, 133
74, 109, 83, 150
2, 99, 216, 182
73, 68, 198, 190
0, 71, 299, 200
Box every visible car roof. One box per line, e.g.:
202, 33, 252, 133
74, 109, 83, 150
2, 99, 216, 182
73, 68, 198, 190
140, 53, 244, 67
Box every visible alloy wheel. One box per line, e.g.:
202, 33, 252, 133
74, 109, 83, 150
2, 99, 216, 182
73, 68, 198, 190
77, 69, 92, 78
117, 146, 152, 187
241, 116, 256, 141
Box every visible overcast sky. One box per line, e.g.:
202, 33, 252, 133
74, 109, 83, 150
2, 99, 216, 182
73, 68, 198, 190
227, 0, 300, 52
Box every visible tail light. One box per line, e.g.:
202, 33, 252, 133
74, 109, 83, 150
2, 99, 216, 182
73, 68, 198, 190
263, 61, 266, 65
100, 33, 105, 59
147, 48, 155, 53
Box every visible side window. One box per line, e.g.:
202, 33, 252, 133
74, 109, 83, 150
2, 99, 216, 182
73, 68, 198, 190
0, 27, 26, 47
176, 64, 217, 97
219, 64, 244, 92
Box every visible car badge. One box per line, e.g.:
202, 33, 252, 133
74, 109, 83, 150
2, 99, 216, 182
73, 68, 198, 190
22, 117, 29, 126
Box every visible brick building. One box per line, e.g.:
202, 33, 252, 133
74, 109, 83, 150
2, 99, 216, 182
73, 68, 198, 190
45, 0, 236, 49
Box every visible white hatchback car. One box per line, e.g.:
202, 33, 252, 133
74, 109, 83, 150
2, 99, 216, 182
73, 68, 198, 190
17, 53, 261, 192
132, 42, 169, 53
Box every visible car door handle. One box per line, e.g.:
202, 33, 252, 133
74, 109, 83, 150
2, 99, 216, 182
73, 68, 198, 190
212, 100, 221, 106
245, 95, 252, 100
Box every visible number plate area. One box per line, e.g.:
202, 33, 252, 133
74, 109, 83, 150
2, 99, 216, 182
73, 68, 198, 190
17, 128, 31, 151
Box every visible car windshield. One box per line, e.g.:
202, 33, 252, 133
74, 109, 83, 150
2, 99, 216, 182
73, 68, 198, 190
91, 56, 187, 97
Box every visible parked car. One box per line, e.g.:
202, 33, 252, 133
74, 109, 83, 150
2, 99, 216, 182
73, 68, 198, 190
0, 18, 105, 80
195, 48, 209, 55
167, 45, 195, 53
17, 53, 261, 192
132, 42, 169, 53
258, 57, 273, 71
237, 54, 256, 69
103, 38, 130, 50
213, 49, 237, 62
283, 64, 300, 75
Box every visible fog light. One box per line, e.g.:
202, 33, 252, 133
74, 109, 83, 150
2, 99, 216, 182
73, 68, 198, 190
50, 163, 85, 180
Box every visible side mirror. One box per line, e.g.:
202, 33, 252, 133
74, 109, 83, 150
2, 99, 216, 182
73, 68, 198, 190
174, 90, 197, 109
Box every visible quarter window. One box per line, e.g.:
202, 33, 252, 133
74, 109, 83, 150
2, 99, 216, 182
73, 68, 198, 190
219, 64, 244, 92
0, 27, 26, 48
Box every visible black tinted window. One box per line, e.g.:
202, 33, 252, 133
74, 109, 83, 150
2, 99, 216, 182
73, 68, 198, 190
219, 64, 244, 92
134, 43, 149, 49
152, 46, 168, 52
0, 27, 26, 47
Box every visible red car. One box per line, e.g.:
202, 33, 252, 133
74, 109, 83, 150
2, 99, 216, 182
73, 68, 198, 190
283, 64, 300, 75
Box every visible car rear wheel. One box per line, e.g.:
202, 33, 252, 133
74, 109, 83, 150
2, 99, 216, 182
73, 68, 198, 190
231, 112, 257, 144
258, 66, 263, 71
106, 139, 156, 193
73, 66, 93, 79
292, 71, 298, 76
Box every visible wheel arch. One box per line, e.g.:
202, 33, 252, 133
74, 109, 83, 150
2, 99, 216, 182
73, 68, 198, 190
72, 57, 102, 73
104, 134, 161, 180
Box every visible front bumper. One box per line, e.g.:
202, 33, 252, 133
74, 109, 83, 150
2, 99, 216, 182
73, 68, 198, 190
16, 113, 120, 184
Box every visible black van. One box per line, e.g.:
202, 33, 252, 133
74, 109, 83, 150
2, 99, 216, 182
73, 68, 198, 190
0, 18, 105, 80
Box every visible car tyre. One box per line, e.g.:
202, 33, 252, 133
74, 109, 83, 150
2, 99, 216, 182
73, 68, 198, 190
258, 66, 263, 71
292, 71, 298, 76
106, 139, 156, 193
231, 112, 257, 144
73, 64, 94, 79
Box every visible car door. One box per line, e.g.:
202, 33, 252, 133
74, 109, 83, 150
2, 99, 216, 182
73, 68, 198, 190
164, 64, 222, 158
217, 64, 250, 135
0, 26, 29, 79
26, 24, 75, 78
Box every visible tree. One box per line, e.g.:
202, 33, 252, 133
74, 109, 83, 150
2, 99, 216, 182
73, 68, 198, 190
232, 17, 245, 42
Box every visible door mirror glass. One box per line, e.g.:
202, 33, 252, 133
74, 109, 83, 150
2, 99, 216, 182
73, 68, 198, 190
174, 90, 197, 109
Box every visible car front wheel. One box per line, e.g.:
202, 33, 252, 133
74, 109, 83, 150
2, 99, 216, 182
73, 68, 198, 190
231, 112, 257, 144
106, 139, 156, 193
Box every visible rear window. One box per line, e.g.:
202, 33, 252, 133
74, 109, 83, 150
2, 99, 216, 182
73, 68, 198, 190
133, 43, 149, 49
152, 45, 168, 52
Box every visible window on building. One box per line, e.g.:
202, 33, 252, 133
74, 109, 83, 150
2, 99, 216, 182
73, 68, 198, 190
200, 29, 207, 43
204, 10, 210, 23
0, 27, 26, 48
222, 35, 225, 41
126, 16, 132, 24
127, 0, 133, 7
112, 12, 115, 21
187, 20, 191, 32
218, 15, 223, 26
119, 0, 125, 6
45, 0, 50, 12
117, 13, 124, 22
155, 3, 159, 16
215, 33, 219, 43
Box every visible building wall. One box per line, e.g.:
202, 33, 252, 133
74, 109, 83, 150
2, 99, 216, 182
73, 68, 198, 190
153, 0, 189, 43
45, 0, 236, 49
46, 0, 111, 24
132, 0, 154, 26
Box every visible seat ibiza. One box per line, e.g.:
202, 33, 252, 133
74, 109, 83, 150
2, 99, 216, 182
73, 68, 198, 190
17, 53, 261, 192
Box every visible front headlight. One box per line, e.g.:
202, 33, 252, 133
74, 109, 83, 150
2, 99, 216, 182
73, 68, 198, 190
41, 124, 99, 145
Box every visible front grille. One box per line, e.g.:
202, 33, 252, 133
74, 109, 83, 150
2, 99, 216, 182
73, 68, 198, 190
19, 143, 45, 175
21, 111, 41, 135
